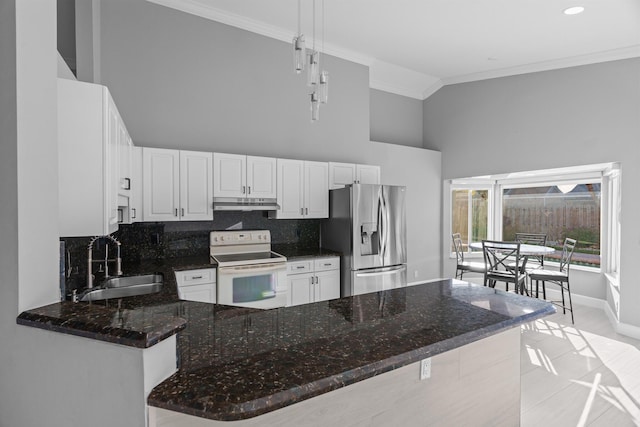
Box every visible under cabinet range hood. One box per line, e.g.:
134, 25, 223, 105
213, 197, 280, 211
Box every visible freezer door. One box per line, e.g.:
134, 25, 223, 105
351, 265, 407, 296
352, 185, 406, 270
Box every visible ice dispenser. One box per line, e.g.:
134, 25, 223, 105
360, 222, 379, 255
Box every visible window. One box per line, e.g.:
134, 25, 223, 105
449, 163, 618, 271
450, 187, 490, 252
501, 183, 601, 268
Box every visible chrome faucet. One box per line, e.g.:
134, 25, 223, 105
87, 235, 122, 288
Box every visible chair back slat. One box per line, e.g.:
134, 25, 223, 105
482, 240, 526, 293
560, 238, 577, 273
515, 233, 547, 267
452, 233, 464, 263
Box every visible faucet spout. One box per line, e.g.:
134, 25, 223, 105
86, 235, 123, 289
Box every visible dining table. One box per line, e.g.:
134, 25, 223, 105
469, 241, 556, 295
469, 242, 556, 257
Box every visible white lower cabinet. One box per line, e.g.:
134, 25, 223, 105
175, 268, 216, 303
287, 257, 340, 306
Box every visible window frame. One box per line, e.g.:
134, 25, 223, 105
448, 163, 618, 273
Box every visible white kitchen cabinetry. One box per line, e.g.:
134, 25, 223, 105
328, 162, 381, 189
175, 268, 216, 303
128, 146, 143, 223
58, 79, 133, 237
287, 257, 340, 306
142, 148, 213, 222
213, 153, 276, 199
274, 159, 328, 219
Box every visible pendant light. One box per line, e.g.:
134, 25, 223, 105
292, 0, 305, 73
306, 0, 319, 87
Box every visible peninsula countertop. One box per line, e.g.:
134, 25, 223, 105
148, 279, 554, 421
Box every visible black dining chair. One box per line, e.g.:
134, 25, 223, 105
528, 238, 577, 324
452, 233, 486, 279
482, 240, 527, 294
515, 232, 548, 269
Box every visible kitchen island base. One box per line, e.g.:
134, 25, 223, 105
149, 327, 521, 427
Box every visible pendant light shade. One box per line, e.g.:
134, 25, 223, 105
307, 50, 319, 86
293, 35, 305, 73
318, 70, 329, 103
292, 0, 305, 73
310, 91, 320, 121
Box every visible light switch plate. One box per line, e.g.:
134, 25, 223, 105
420, 358, 431, 380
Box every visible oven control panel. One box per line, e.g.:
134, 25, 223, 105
210, 230, 271, 246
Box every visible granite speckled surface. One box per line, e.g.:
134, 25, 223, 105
17, 253, 554, 422
148, 279, 555, 421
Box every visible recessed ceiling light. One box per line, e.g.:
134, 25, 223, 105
563, 6, 585, 15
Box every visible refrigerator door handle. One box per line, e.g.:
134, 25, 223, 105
354, 265, 406, 277
377, 189, 386, 262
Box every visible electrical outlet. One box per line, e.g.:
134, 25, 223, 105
420, 358, 431, 380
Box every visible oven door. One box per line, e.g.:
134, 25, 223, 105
217, 262, 288, 309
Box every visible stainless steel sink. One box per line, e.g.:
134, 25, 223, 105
79, 274, 163, 302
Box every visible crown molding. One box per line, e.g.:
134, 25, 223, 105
443, 45, 640, 86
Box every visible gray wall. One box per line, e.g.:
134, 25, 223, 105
370, 88, 423, 148
100, 0, 369, 160
423, 58, 640, 326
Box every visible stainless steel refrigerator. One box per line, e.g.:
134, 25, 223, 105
321, 184, 407, 297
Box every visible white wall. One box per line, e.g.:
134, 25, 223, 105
370, 89, 424, 148
424, 58, 640, 327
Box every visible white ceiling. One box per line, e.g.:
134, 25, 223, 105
148, 0, 640, 99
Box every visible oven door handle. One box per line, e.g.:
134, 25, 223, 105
218, 262, 286, 273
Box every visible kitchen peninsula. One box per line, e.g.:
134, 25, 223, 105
18, 268, 554, 427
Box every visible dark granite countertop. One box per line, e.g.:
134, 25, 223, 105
16, 255, 216, 348
271, 244, 341, 260
148, 279, 555, 421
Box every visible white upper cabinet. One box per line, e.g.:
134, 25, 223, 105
58, 79, 133, 237
329, 162, 380, 189
246, 156, 277, 199
214, 153, 276, 199
143, 148, 212, 222
180, 150, 214, 221
128, 146, 143, 223
274, 159, 328, 219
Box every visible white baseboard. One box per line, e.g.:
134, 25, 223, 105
603, 301, 640, 340
540, 288, 605, 310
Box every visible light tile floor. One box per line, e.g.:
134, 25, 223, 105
521, 304, 640, 426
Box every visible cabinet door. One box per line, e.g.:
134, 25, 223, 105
130, 146, 143, 223
315, 270, 340, 302
180, 151, 213, 221
143, 148, 180, 221
304, 161, 329, 218
329, 162, 356, 189
356, 164, 381, 185
214, 153, 246, 198
276, 159, 304, 219
105, 92, 120, 232
247, 156, 277, 199
178, 283, 215, 303
289, 273, 314, 306
118, 128, 132, 198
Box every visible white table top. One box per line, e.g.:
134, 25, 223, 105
469, 242, 556, 256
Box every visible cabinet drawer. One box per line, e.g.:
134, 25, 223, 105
175, 268, 216, 286
287, 260, 313, 274
314, 257, 340, 272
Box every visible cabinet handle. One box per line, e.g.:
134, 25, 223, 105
131, 208, 136, 219
175, 209, 178, 217
305, 207, 308, 215
248, 186, 251, 194
123, 177, 131, 190
296, 265, 305, 269
242, 186, 246, 194
191, 275, 203, 280
324, 263, 332, 266
181, 208, 185, 217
